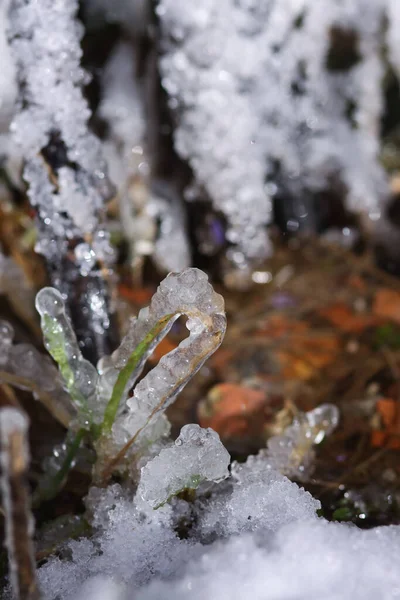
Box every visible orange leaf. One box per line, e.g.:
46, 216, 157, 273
372, 397, 400, 449
118, 284, 154, 305
373, 289, 400, 325
319, 303, 378, 333
148, 337, 178, 364
198, 383, 268, 439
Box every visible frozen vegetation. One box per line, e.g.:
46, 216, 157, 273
2, 0, 400, 598
1, 0, 400, 274
36, 421, 400, 600
158, 0, 400, 267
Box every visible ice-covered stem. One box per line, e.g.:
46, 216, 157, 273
0, 320, 75, 428
97, 268, 226, 480
137, 424, 230, 509
8, 0, 118, 364
244, 404, 340, 482
32, 428, 86, 507
35, 288, 98, 428
0, 408, 40, 600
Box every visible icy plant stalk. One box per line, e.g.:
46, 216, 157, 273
8, 0, 116, 362
35, 288, 98, 424
96, 269, 226, 478
244, 404, 340, 481
0, 320, 75, 428
137, 424, 230, 508
0, 408, 40, 600
99, 41, 190, 274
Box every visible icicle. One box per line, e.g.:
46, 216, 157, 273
0, 408, 40, 600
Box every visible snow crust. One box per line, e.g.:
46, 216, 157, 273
38, 459, 400, 600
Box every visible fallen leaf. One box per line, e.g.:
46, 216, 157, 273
373, 289, 400, 325
198, 383, 269, 439
118, 284, 154, 305
319, 303, 379, 333
371, 397, 400, 450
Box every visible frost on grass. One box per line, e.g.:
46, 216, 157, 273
258, 403, 340, 481
35, 287, 98, 423
28, 269, 226, 485
8, 0, 115, 356
99, 41, 190, 274
137, 424, 230, 508
158, 0, 400, 267
0, 408, 40, 600
0, 320, 75, 427
9, 0, 112, 257
97, 268, 226, 451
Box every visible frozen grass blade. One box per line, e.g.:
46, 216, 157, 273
35, 288, 98, 427
97, 269, 226, 481
100, 315, 173, 434
0, 408, 41, 600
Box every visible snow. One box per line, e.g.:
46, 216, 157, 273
158, 0, 396, 266
137, 424, 230, 508
35, 400, 400, 599
37, 459, 400, 600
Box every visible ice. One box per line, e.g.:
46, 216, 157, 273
92, 268, 225, 440
99, 42, 190, 273
9, 0, 114, 276
262, 403, 340, 480
35, 287, 98, 419
158, 0, 395, 267
105, 268, 226, 448
0, 408, 39, 600
196, 454, 320, 541
137, 425, 230, 508
0, 319, 76, 427
38, 450, 400, 600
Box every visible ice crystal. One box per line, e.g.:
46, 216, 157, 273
137, 424, 230, 508
158, 0, 398, 266
262, 403, 340, 480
